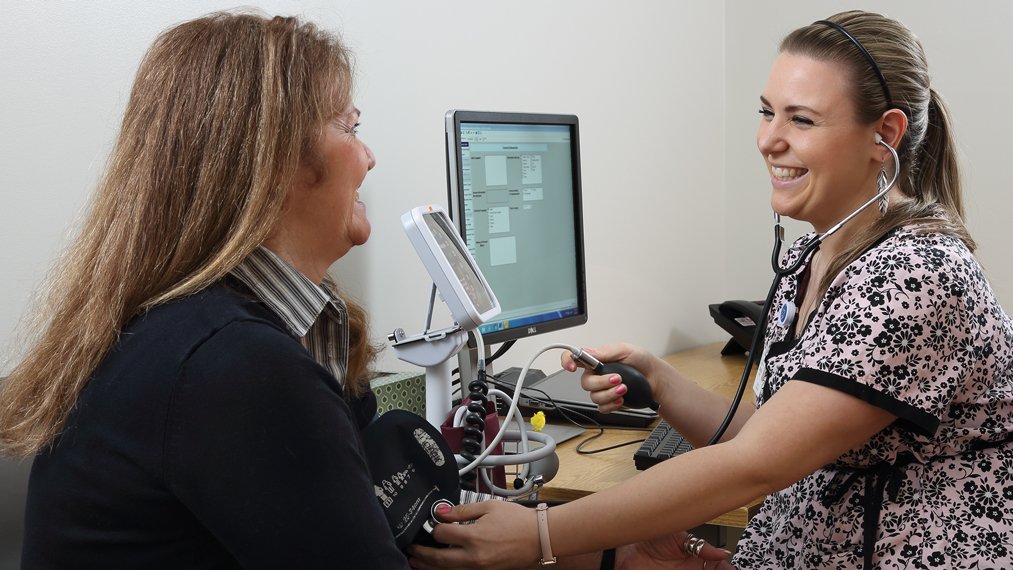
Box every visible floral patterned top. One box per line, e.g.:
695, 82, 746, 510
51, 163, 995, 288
732, 226, 1013, 569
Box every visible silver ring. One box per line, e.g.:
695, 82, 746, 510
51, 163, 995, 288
682, 533, 697, 556
686, 536, 707, 557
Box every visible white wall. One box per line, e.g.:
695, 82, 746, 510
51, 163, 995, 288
2, 1, 1010, 379
0, 0, 727, 376
724, 0, 1013, 311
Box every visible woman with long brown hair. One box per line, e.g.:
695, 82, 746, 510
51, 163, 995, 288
0, 12, 407, 567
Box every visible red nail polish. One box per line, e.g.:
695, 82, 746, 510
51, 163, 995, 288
615, 384, 628, 395
436, 503, 452, 515
609, 375, 621, 385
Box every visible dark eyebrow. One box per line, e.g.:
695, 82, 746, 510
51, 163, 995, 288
758, 95, 823, 117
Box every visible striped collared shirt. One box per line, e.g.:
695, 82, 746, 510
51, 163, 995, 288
230, 246, 348, 387
232, 248, 510, 507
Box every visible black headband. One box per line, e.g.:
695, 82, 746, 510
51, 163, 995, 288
813, 19, 894, 109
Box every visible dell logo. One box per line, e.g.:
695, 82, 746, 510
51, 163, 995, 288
527, 326, 538, 335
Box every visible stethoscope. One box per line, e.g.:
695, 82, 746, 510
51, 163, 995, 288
704, 134, 901, 445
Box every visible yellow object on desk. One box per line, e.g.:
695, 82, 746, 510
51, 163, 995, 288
531, 411, 546, 432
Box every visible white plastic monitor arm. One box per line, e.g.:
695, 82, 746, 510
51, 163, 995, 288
392, 205, 562, 494
388, 325, 469, 428
392, 205, 500, 428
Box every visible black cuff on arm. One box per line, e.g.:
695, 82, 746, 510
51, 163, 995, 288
793, 367, 940, 437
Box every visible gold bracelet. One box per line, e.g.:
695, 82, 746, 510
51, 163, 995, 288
535, 503, 557, 566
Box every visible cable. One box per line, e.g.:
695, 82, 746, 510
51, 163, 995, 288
453, 342, 653, 496
458, 331, 490, 490
477, 388, 537, 496
516, 395, 644, 455
575, 431, 646, 454
705, 248, 782, 446
457, 343, 583, 474
487, 374, 655, 434
450, 339, 514, 383
484, 339, 515, 367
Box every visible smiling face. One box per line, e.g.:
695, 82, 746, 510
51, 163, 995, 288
266, 104, 376, 282
757, 53, 882, 232
313, 105, 376, 254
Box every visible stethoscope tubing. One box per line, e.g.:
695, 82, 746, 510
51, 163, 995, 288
704, 138, 900, 446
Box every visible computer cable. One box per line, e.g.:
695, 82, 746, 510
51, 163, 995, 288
449, 339, 515, 394
484, 339, 516, 367
486, 374, 651, 455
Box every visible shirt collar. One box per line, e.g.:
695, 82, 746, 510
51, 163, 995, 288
229, 246, 339, 338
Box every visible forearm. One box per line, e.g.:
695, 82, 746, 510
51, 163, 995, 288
543, 380, 898, 558
651, 360, 753, 446
546, 441, 767, 557
527, 551, 602, 570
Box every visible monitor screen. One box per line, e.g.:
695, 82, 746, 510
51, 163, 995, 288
421, 209, 497, 316
400, 205, 500, 332
445, 110, 587, 345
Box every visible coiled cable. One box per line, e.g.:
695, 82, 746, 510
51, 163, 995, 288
458, 331, 489, 490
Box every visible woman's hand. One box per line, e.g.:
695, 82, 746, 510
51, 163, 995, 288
406, 499, 736, 570
407, 500, 540, 570
616, 530, 736, 570
560, 343, 661, 414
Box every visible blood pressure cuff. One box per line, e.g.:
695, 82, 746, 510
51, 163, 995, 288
362, 410, 460, 549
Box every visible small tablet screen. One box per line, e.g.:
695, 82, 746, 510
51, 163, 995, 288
422, 211, 496, 314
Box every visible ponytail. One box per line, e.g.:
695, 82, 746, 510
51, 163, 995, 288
819, 89, 976, 295
913, 89, 965, 223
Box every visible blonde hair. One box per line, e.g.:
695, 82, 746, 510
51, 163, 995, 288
1, 12, 377, 457
780, 10, 974, 295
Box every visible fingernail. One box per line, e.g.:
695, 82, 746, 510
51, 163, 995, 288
614, 397, 624, 406
723, 549, 733, 555
615, 384, 628, 395
436, 503, 452, 515
609, 375, 621, 385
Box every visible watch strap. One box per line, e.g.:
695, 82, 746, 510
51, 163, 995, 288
536, 503, 557, 566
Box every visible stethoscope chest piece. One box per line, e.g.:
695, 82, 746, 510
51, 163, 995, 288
776, 301, 796, 328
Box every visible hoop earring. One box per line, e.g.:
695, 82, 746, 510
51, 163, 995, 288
877, 165, 889, 216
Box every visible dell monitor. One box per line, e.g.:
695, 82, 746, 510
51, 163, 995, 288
445, 110, 586, 346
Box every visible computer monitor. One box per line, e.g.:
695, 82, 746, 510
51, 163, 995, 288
445, 110, 587, 346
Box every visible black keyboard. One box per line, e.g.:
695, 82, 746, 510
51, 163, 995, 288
634, 420, 694, 470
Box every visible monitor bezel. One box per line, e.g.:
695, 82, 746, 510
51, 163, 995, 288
445, 110, 588, 345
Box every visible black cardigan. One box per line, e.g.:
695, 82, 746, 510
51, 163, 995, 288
22, 282, 408, 569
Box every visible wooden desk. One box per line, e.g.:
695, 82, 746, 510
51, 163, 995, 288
538, 342, 764, 528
